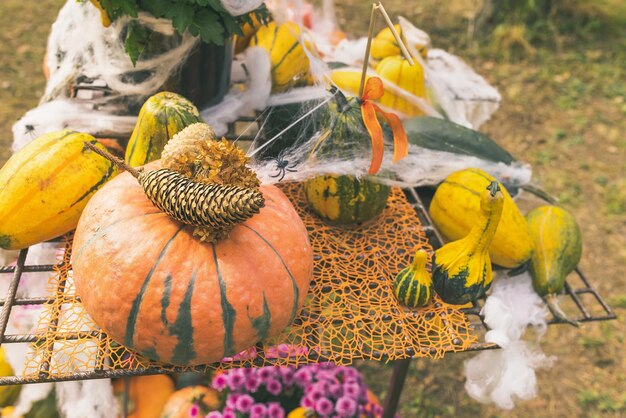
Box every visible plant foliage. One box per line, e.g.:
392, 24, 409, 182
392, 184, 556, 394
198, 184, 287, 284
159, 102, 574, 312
90, 0, 270, 64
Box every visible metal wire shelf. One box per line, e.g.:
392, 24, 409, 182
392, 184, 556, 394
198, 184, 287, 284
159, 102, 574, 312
0, 185, 616, 388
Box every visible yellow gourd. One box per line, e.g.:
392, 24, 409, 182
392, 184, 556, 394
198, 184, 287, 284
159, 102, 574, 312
429, 168, 533, 268
0, 131, 118, 250
432, 181, 504, 305
250, 22, 312, 92
371, 25, 402, 60
371, 24, 429, 60
375, 56, 427, 117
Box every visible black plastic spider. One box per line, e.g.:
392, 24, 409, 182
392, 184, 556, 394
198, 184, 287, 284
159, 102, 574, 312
270, 152, 298, 182
24, 124, 37, 138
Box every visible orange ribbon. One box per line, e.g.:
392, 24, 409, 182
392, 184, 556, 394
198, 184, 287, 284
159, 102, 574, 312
360, 77, 409, 175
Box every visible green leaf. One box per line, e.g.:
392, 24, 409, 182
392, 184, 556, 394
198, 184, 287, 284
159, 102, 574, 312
124, 19, 151, 66
193, 9, 225, 44
222, 14, 242, 36
166, 3, 195, 34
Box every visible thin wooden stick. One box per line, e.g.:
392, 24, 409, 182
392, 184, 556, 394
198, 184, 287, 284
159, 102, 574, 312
359, 2, 415, 97
377, 2, 414, 65
83, 141, 140, 178
359, 3, 378, 97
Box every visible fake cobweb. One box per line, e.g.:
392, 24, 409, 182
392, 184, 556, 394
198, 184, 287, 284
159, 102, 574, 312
22, 184, 475, 379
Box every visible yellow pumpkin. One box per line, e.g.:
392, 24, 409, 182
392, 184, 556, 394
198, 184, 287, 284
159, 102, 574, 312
234, 13, 266, 54
374, 55, 427, 117
112, 375, 176, 418
429, 168, 533, 268
250, 22, 312, 92
371, 24, 402, 60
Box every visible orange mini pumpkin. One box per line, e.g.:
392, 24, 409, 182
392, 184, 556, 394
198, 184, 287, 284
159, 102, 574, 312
160, 386, 220, 418
72, 157, 313, 366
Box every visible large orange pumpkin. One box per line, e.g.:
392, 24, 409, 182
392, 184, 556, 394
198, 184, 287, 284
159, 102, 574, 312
72, 161, 313, 366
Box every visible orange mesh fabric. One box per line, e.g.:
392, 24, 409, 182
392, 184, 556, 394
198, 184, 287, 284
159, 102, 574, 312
23, 184, 476, 379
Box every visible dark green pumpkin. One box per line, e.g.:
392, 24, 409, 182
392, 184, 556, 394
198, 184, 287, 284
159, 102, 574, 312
393, 250, 433, 308
304, 89, 390, 225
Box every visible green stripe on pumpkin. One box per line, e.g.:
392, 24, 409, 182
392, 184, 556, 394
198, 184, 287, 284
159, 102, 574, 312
272, 40, 301, 71
161, 274, 172, 326
124, 226, 185, 347
242, 225, 300, 322
212, 244, 237, 358
249, 292, 272, 340
171, 271, 197, 364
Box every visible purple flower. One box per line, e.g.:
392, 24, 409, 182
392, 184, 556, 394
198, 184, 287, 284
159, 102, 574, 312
266, 379, 283, 396
205, 412, 223, 418
228, 372, 246, 390
294, 368, 313, 386
335, 396, 357, 417
307, 388, 324, 402
245, 376, 261, 392
343, 383, 360, 399
222, 408, 236, 418
250, 403, 268, 418
279, 367, 295, 386
267, 402, 285, 418
315, 397, 334, 416
328, 383, 342, 398
213, 374, 229, 391
226, 394, 240, 409
235, 394, 255, 413
258, 367, 276, 382
302, 395, 315, 408
189, 404, 200, 418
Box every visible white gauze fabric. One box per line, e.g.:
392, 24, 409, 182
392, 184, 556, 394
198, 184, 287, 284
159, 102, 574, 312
464, 273, 556, 409
12, 1, 198, 151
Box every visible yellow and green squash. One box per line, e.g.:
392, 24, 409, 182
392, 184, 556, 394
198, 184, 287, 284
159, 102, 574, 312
432, 181, 503, 305
526, 205, 583, 326
429, 168, 533, 268
125, 92, 202, 168
250, 21, 312, 92
393, 249, 433, 308
0, 130, 118, 250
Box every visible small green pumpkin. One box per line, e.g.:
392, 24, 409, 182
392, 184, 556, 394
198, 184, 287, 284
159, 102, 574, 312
393, 250, 433, 308
125, 92, 202, 167
304, 89, 390, 225
305, 175, 390, 224
432, 181, 503, 305
526, 205, 582, 326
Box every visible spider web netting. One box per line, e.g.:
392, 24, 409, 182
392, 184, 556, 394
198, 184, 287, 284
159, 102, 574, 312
23, 184, 476, 379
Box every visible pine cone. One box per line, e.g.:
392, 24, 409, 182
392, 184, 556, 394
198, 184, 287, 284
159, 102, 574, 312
139, 169, 264, 233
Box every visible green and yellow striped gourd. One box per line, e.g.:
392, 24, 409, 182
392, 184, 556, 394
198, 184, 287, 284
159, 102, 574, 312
526, 205, 583, 326
125, 92, 202, 167
393, 249, 433, 308
250, 21, 312, 92
0, 130, 117, 250
432, 181, 503, 305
